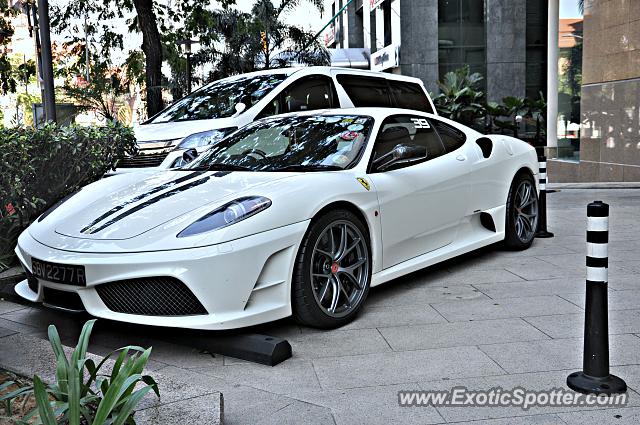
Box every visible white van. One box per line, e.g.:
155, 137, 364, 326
118, 66, 436, 171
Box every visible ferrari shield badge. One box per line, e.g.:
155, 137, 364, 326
357, 177, 370, 191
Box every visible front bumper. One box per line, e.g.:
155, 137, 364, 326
14, 221, 309, 330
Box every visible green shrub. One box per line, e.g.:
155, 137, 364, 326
0, 122, 136, 268
2, 319, 159, 424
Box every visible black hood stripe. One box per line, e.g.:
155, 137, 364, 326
80, 171, 205, 233
86, 176, 212, 234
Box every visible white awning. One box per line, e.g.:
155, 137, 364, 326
329, 48, 371, 69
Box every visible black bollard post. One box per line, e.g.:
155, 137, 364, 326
535, 155, 554, 238
567, 201, 627, 395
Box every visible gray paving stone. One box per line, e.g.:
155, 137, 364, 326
253, 400, 335, 425
473, 278, 586, 299
524, 310, 640, 339
430, 296, 583, 322
312, 346, 505, 390
379, 318, 549, 351
0, 326, 17, 338
202, 357, 323, 395
341, 304, 447, 330
420, 369, 640, 422
611, 365, 640, 394
286, 328, 391, 359
447, 415, 566, 425
479, 334, 640, 374
366, 281, 489, 308
438, 269, 525, 285
295, 383, 445, 425
560, 290, 640, 311
0, 299, 27, 315
135, 392, 223, 425
558, 407, 640, 424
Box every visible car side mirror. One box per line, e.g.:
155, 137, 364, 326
373, 143, 427, 171
232, 102, 247, 117
182, 148, 199, 164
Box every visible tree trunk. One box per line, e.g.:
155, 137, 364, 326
132, 0, 163, 117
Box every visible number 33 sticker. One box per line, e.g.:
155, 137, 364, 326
410, 118, 431, 129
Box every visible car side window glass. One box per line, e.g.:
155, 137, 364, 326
336, 75, 393, 107
388, 81, 434, 113
282, 76, 336, 113
430, 119, 466, 153
371, 115, 446, 172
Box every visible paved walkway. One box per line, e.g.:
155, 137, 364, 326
2, 189, 640, 424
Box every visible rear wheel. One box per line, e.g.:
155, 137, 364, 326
504, 173, 539, 250
292, 210, 371, 329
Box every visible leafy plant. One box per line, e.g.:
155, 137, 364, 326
431, 65, 486, 131
4, 320, 159, 424
0, 122, 137, 263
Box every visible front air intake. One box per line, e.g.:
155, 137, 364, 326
96, 277, 207, 316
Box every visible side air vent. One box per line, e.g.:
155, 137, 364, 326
476, 137, 493, 159
480, 212, 497, 232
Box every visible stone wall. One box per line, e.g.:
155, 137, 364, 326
550, 0, 640, 182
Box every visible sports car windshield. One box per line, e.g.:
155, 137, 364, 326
147, 74, 288, 123
185, 115, 374, 172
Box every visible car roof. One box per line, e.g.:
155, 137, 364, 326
259, 107, 439, 121
214, 66, 426, 86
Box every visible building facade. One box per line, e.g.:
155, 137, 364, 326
549, 0, 640, 182
325, 0, 548, 102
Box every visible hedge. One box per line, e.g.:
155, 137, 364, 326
0, 122, 137, 269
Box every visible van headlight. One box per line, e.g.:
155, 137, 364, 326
176, 128, 237, 150
177, 196, 272, 237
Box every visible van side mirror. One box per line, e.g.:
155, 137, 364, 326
232, 102, 247, 117
182, 148, 198, 164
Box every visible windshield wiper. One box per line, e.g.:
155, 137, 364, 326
206, 163, 254, 172
273, 164, 343, 172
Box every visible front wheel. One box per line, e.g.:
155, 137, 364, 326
292, 210, 371, 329
504, 173, 539, 250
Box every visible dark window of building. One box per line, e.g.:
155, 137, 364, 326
430, 119, 466, 152
371, 115, 446, 172
525, 0, 547, 99
257, 76, 338, 118
437, 0, 486, 89
336, 75, 393, 107
383, 0, 392, 47
388, 81, 434, 113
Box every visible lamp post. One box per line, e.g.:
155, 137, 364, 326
177, 39, 198, 94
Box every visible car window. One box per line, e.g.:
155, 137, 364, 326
430, 119, 466, 153
148, 74, 287, 123
336, 74, 393, 107
186, 114, 374, 172
371, 115, 446, 172
388, 81, 434, 113
258, 76, 338, 118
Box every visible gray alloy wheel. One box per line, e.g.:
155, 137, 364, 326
309, 220, 370, 318
513, 179, 539, 243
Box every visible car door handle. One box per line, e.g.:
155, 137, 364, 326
456, 155, 467, 161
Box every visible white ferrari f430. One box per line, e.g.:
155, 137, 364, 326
15, 108, 539, 329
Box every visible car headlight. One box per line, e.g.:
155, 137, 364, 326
176, 127, 237, 150
177, 196, 272, 238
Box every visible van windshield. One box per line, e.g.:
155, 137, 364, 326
147, 74, 288, 123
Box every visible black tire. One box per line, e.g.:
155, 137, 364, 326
504, 172, 539, 250
292, 209, 372, 329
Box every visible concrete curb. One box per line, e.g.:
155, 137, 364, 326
0, 332, 223, 424
548, 182, 640, 189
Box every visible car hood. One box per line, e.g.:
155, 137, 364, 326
26, 169, 379, 254
134, 117, 238, 143
30, 170, 293, 243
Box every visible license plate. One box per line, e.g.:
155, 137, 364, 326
31, 258, 86, 286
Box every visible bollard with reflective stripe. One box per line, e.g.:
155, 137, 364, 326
567, 201, 626, 395
535, 155, 554, 238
